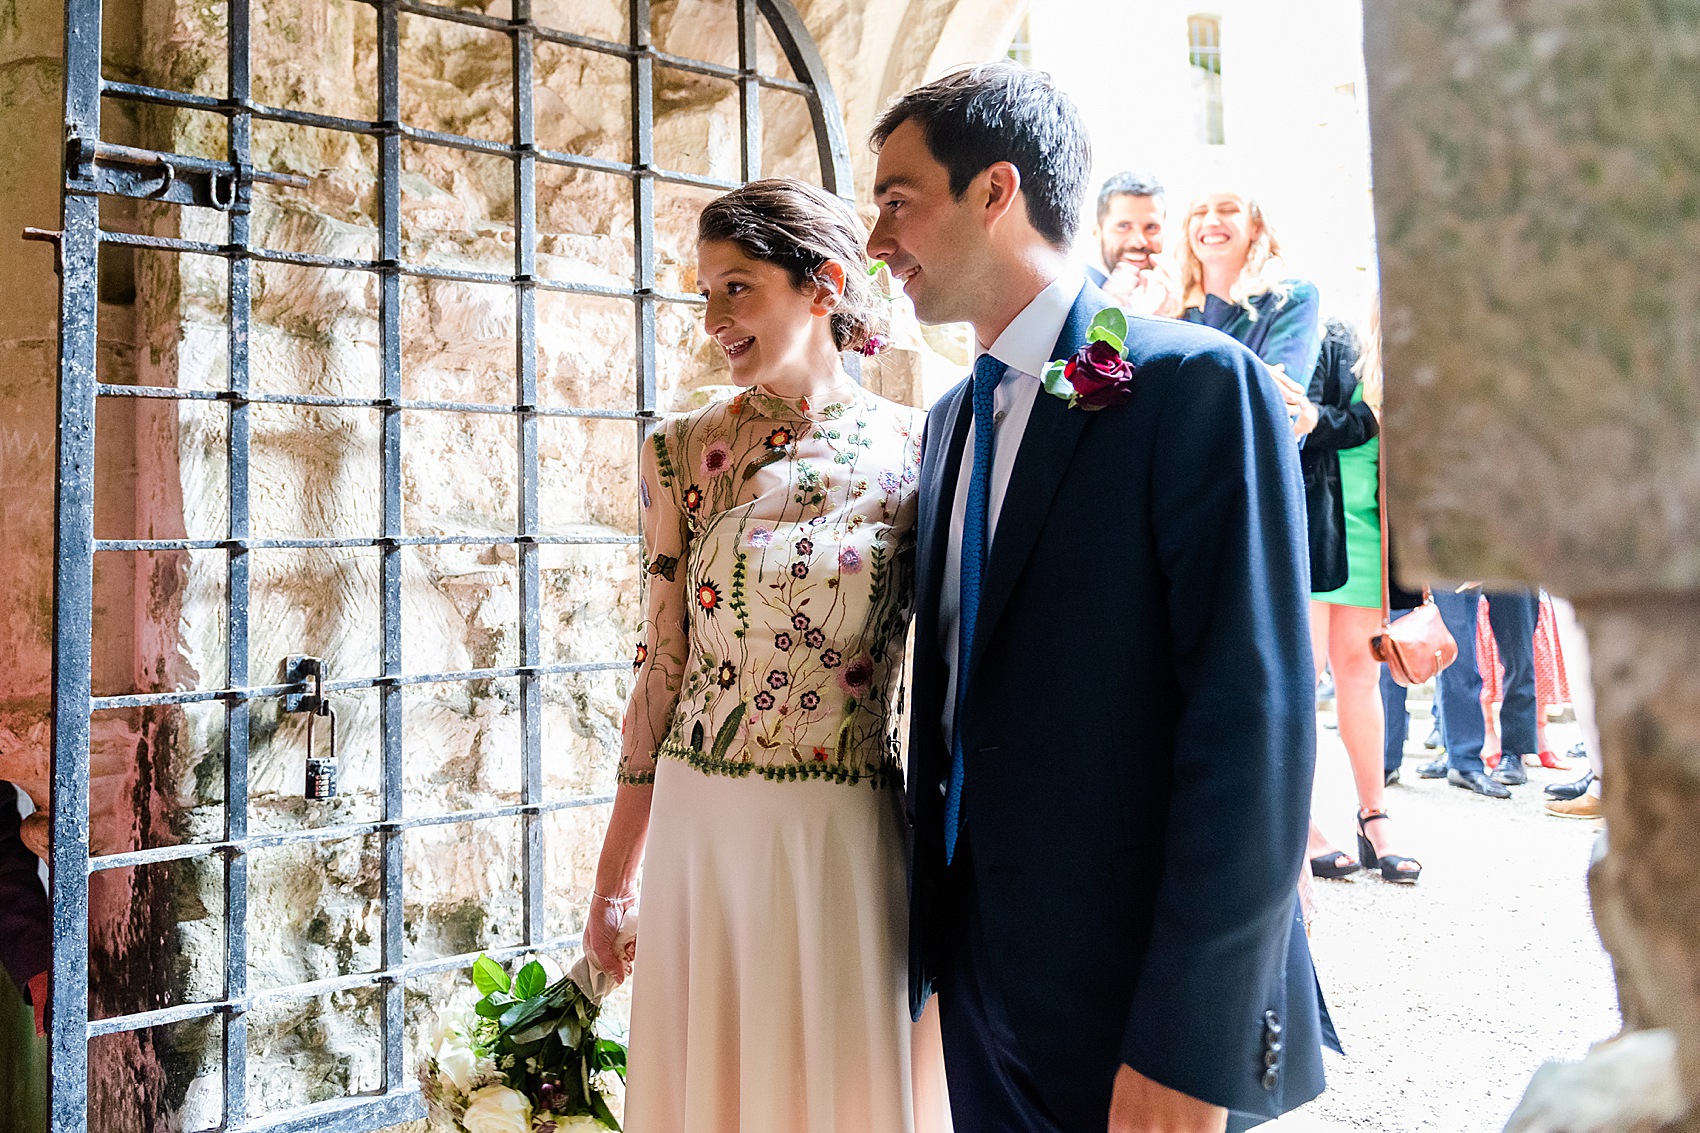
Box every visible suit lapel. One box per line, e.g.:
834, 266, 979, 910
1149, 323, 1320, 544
965, 282, 1107, 687
916, 380, 974, 630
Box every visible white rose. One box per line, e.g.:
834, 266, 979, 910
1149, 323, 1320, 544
433, 1032, 479, 1095
461, 1084, 532, 1133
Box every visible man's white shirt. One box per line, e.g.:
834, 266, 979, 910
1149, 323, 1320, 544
940, 268, 1086, 748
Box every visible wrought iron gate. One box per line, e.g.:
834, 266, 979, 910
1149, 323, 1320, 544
44, 1, 852, 1129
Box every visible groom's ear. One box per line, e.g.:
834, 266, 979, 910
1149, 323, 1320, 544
978, 161, 1023, 232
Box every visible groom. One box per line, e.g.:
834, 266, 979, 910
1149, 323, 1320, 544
871, 64, 1330, 1132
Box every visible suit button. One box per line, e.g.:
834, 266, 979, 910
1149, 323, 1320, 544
1263, 1010, 1282, 1036
1264, 1049, 1281, 1069
1261, 1067, 1279, 1091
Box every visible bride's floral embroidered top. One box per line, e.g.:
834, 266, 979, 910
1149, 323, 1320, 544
619, 384, 921, 789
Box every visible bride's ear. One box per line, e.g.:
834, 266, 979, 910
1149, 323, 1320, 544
809, 261, 846, 316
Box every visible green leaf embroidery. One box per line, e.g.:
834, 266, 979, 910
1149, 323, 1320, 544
710, 702, 746, 763
742, 448, 787, 481
472, 953, 511, 995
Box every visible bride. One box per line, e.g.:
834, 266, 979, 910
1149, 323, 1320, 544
583, 177, 943, 1132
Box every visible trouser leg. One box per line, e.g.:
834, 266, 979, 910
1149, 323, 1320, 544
1432, 589, 1486, 774
1487, 589, 1541, 757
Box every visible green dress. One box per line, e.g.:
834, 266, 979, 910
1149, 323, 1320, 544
1311, 384, 1382, 609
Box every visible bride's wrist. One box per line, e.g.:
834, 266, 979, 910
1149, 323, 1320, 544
590, 888, 638, 908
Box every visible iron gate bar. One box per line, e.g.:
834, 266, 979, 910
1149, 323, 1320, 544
222, 0, 257, 1122
92, 229, 712, 306
48, 0, 100, 1126
94, 535, 644, 550
50, 0, 853, 1125
87, 659, 632, 711
89, 792, 621, 877
85, 928, 603, 1043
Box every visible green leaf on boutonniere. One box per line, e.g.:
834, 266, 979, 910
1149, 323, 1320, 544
1040, 359, 1076, 402
1087, 307, 1129, 353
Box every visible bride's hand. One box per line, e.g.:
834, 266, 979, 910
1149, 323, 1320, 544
585, 891, 638, 984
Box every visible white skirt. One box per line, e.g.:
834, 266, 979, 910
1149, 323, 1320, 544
625, 757, 920, 1133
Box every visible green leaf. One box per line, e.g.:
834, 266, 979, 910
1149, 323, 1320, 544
1088, 305, 1128, 346
866, 259, 886, 276
1040, 360, 1075, 401
508, 1020, 555, 1046
1085, 324, 1125, 354
709, 702, 746, 763
591, 1089, 622, 1129
472, 954, 510, 996
474, 992, 515, 1018
514, 960, 547, 1000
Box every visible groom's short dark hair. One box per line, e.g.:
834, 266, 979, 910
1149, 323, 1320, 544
871, 62, 1090, 249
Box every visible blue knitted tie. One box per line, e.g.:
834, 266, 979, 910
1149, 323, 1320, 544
944, 353, 1006, 865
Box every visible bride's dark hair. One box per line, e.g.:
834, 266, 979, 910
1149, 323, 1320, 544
697, 178, 887, 355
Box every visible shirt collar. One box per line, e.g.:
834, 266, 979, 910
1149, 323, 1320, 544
976, 265, 1086, 380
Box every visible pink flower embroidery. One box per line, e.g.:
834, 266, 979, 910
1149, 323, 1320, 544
837, 655, 874, 697
700, 441, 732, 478
748, 527, 774, 548
837, 547, 862, 573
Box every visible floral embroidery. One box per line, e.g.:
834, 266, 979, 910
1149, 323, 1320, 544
633, 642, 648, 670
640, 478, 652, 509
700, 442, 732, 477
838, 655, 874, 696
629, 384, 921, 790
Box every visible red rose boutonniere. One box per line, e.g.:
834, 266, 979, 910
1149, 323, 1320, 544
1041, 307, 1137, 411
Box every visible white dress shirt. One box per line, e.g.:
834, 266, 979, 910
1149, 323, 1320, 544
940, 269, 1086, 744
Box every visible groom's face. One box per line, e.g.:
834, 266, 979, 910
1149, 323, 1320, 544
869, 119, 990, 326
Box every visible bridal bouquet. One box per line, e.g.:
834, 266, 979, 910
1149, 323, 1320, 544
420, 949, 629, 1133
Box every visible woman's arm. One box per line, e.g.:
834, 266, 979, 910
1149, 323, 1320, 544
585, 426, 690, 979
1256, 280, 1325, 391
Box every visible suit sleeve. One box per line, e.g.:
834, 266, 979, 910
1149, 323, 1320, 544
1120, 344, 1317, 1113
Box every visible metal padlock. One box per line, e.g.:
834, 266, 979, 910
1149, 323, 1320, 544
289, 655, 338, 800
305, 703, 338, 800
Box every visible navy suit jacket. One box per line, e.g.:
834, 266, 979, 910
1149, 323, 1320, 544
906, 282, 1328, 1125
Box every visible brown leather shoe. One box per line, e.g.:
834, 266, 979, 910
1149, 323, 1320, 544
1545, 794, 1603, 820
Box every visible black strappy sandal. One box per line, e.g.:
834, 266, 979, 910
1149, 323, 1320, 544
1309, 850, 1362, 880
1357, 808, 1421, 884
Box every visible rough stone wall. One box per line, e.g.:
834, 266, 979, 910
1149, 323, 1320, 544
0, 0, 1003, 1127
1364, 3, 1700, 1129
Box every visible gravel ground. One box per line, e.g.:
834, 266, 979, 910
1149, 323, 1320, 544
1269, 698, 1622, 1133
